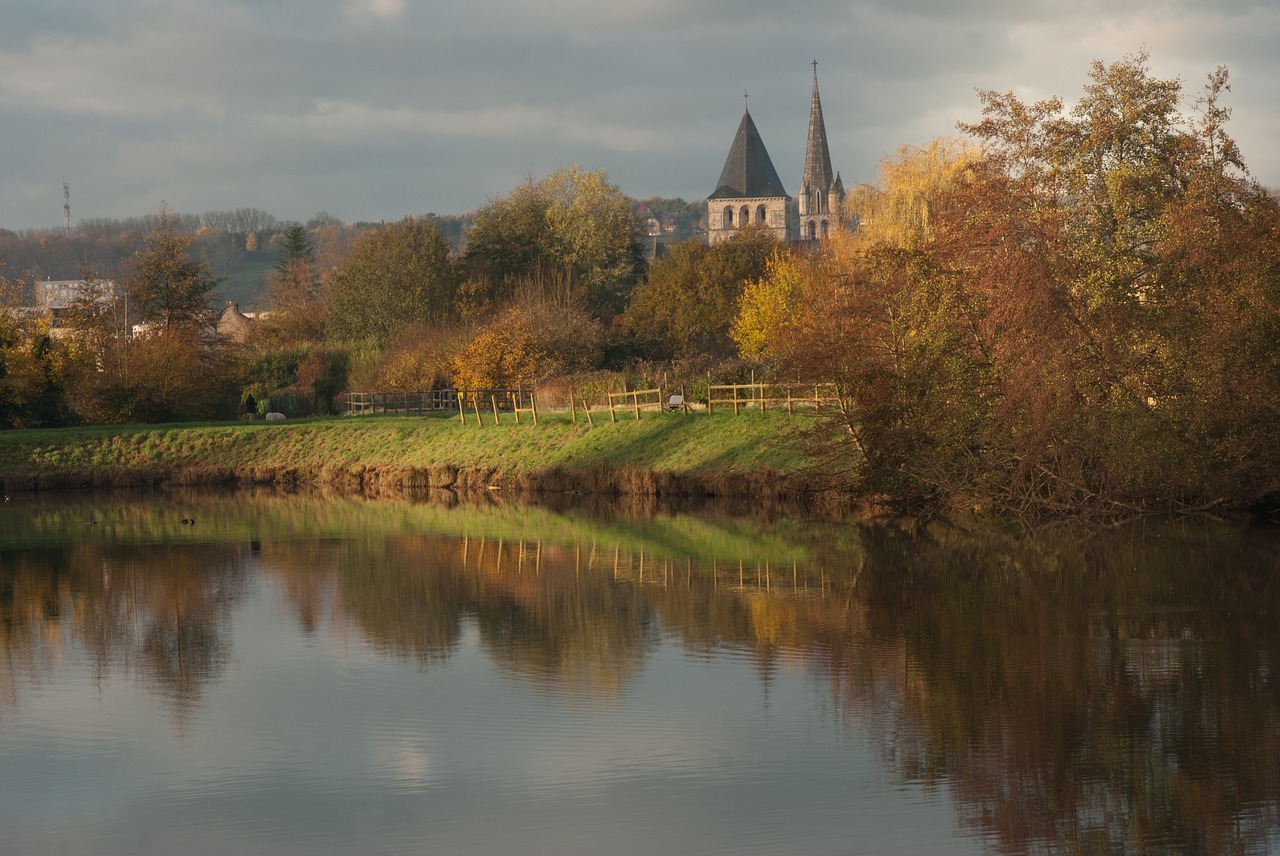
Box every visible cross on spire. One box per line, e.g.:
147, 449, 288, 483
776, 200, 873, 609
743, 89, 749, 111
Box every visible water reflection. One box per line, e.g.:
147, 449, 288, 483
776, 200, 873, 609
1, 489, 1277, 854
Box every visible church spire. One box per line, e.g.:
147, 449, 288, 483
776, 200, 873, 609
799, 61, 840, 238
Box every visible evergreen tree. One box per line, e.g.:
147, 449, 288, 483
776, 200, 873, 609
274, 225, 315, 274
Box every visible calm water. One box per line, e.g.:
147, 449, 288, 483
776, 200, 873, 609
1, 489, 1278, 855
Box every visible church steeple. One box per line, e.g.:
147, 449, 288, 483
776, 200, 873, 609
799, 61, 842, 240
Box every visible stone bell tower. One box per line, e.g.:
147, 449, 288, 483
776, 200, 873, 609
706, 95, 791, 245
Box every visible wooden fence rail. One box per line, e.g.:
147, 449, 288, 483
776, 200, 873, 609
455, 388, 537, 427
607, 388, 665, 422
707, 382, 842, 415
347, 383, 841, 421
346, 390, 458, 414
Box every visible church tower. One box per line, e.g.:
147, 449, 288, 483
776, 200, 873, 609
797, 63, 844, 242
706, 99, 790, 245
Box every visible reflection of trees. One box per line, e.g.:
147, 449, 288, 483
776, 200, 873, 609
5, 493, 1278, 853
263, 536, 657, 697
467, 540, 654, 696
844, 523, 1280, 855
0, 541, 245, 719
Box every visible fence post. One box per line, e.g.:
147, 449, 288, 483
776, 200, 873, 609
633, 391, 641, 421
510, 391, 520, 424
583, 399, 594, 427
530, 391, 538, 425
733, 385, 740, 416
570, 392, 577, 424
491, 395, 501, 424
609, 394, 617, 423
458, 392, 466, 424
472, 397, 483, 426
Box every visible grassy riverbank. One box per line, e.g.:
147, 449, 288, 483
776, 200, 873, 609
0, 410, 837, 497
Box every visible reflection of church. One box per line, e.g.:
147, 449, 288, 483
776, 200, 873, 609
707, 63, 844, 244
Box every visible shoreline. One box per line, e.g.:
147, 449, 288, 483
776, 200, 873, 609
0, 411, 866, 508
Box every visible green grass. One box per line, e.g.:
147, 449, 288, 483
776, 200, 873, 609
0, 409, 821, 485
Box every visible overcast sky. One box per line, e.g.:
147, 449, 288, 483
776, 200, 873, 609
2, 0, 1277, 230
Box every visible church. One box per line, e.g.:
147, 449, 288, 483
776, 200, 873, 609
706, 64, 844, 244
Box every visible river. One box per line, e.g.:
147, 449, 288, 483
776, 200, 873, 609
1, 488, 1277, 855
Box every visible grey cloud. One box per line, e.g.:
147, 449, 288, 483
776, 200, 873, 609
1, 0, 1276, 229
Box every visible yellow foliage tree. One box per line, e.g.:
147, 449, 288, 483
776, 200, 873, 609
376, 324, 467, 390
730, 251, 805, 362
847, 137, 979, 249
449, 309, 544, 390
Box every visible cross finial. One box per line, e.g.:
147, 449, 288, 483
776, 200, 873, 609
743, 89, 749, 111
812, 59, 818, 76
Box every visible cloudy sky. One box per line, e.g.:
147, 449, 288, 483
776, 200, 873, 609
2, 0, 1277, 230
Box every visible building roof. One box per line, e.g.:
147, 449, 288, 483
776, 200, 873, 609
801, 65, 836, 197
217, 300, 253, 343
708, 109, 789, 200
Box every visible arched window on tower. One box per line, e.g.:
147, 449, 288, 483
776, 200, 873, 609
820, 220, 829, 238
724, 206, 734, 228
756, 204, 767, 225
740, 205, 750, 226
806, 220, 817, 241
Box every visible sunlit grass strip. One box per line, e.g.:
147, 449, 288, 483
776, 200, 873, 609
0, 410, 818, 487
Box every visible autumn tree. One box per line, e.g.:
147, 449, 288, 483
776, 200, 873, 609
327, 217, 457, 346
845, 138, 979, 249
260, 225, 326, 344
627, 228, 779, 359
449, 271, 605, 390
731, 250, 806, 363
463, 167, 644, 317
803, 52, 1280, 514
0, 266, 81, 427
124, 204, 224, 329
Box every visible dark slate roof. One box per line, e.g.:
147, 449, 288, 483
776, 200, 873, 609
708, 109, 789, 200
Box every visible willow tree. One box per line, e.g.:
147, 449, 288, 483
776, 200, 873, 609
845, 137, 979, 250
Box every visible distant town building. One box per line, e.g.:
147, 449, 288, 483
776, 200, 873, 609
707, 64, 844, 244
36, 278, 119, 312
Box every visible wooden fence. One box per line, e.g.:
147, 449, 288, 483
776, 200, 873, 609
707, 382, 842, 415
346, 383, 841, 422
346, 390, 457, 414
606, 387, 665, 422
456, 388, 538, 427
